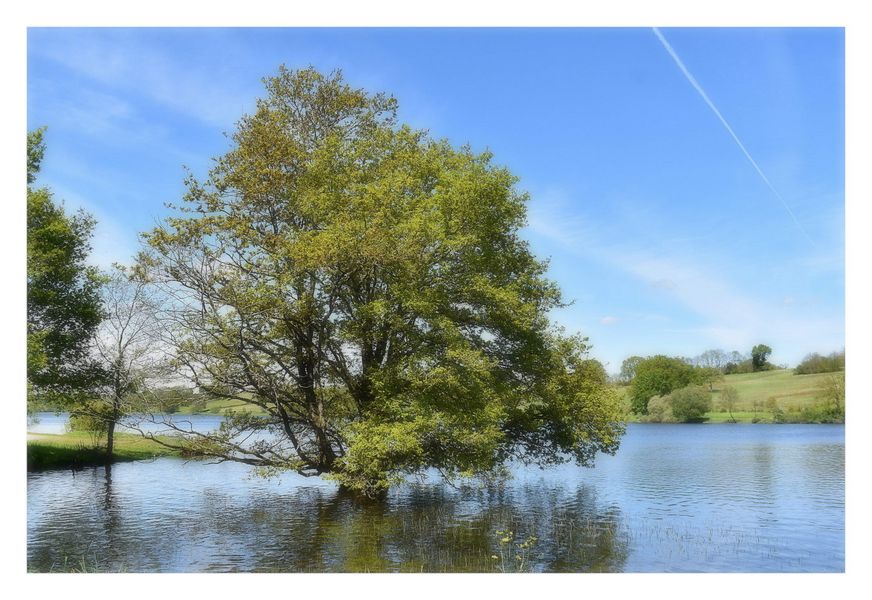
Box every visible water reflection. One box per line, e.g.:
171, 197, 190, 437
27, 424, 844, 572
28, 469, 629, 572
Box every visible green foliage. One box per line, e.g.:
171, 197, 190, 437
798, 402, 844, 424
492, 530, 538, 573
27, 127, 47, 185
140, 67, 624, 496
802, 373, 845, 423
618, 355, 643, 385
751, 344, 773, 372
765, 397, 785, 423
68, 400, 112, 446
724, 360, 754, 375
68, 401, 111, 433
794, 350, 845, 375
578, 358, 608, 385
718, 385, 739, 422
668, 385, 711, 422
27, 128, 104, 405
644, 395, 674, 423
694, 366, 724, 391
627, 355, 697, 414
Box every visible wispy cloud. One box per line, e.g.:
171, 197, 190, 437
652, 27, 812, 244
46, 183, 139, 270
30, 30, 255, 129
600, 316, 619, 326
527, 194, 843, 362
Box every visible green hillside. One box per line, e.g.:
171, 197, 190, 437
713, 369, 838, 409
619, 368, 844, 423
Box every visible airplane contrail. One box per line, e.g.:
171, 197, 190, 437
652, 27, 812, 243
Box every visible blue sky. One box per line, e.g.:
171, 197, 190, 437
26, 27, 844, 373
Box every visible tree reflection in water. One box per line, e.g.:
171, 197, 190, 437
28, 471, 628, 572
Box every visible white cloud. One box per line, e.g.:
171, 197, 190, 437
46, 183, 139, 270
526, 193, 844, 364
600, 316, 619, 325
31, 30, 255, 129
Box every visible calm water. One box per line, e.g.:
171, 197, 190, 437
27, 420, 844, 572
27, 412, 227, 435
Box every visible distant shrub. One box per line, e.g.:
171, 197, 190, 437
724, 360, 754, 375
794, 351, 845, 375
806, 373, 845, 423
133, 387, 203, 413
799, 403, 844, 424
68, 401, 112, 446
668, 385, 712, 422
766, 397, 786, 423
645, 395, 675, 423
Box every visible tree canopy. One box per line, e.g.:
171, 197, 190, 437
627, 355, 697, 414
668, 385, 711, 422
27, 127, 104, 404
141, 67, 624, 496
751, 344, 773, 371
794, 350, 845, 375
618, 355, 643, 385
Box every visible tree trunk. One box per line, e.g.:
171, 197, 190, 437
106, 394, 121, 461
106, 420, 115, 462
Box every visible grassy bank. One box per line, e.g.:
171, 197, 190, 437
27, 431, 181, 471
172, 396, 269, 416
619, 369, 844, 423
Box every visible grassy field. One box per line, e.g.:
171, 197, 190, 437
173, 396, 269, 416
620, 369, 844, 423
711, 369, 840, 409
27, 431, 181, 471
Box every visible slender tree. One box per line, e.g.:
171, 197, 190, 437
89, 265, 164, 458
140, 66, 624, 496
719, 385, 739, 423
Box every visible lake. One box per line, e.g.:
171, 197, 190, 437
27, 418, 844, 572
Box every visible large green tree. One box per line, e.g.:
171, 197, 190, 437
627, 355, 697, 414
27, 128, 104, 404
141, 67, 624, 496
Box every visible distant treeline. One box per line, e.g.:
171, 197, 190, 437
617, 344, 776, 387
618, 346, 845, 383
617, 345, 846, 423
794, 351, 845, 375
